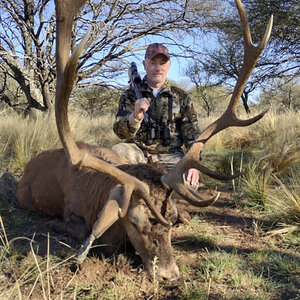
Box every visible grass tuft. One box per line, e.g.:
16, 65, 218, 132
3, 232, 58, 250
240, 160, 272, 210
266, 174, 300, 230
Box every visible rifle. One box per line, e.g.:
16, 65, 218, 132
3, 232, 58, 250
128, 62, 148, 122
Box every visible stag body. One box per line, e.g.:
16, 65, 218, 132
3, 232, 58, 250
17, 0, 272, 281
18, 146, 179, 279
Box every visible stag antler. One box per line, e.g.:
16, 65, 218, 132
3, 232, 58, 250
54, 0, 169, 226
162, 0, 273, 205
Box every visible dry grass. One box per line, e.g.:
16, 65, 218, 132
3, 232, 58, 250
203, 109, 300, 154
0, 107, 299, 299
0, 108, 299, 223
201, 109, 300, 225
0, 111, 121, 174
267, 173, 300, 229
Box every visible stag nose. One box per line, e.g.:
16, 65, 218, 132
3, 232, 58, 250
169, 264, 180, 281
158, 263, 180, 281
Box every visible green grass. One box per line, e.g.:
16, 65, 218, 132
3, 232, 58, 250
181, 280, 208, 300
178, 213, 299, 299
266, 253, 300, 285
240, 160, 272, 210
66, 285, 102, 300
179, 249, 278, 300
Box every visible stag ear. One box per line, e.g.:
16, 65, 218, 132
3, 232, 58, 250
167, 195, 178, 225
128, 200, 151, 233
77, 185, 124, 263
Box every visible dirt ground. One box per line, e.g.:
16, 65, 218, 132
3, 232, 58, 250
0, 186, 299, 299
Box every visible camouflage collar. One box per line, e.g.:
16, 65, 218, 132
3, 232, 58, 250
141, 76, 172, 95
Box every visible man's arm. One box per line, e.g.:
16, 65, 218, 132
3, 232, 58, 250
179, 93, 200, 150
113, 89, 150, 140
179, 93, 200, 187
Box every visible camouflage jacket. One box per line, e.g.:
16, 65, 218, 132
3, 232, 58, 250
113, 77, 200, 154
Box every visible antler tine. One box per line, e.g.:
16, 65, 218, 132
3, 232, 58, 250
227, 0, 273, 115
55, 0, 169, 226
55, 0, 87, 166
236, 0, 253, 47
162, 0, 273, 206
237, 0, 273, 53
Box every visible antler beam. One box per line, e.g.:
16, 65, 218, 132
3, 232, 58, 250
162, 0, 273, 205
54, 0, 169, 226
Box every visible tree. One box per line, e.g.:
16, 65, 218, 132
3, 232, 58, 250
0, 0, 57, 114
186, 63, 230, 117
0, 64, 25, 112
210, 0, 299, 77
260, 79, 300, 111
241, 0, 299, 72
72, 86, 121, 117
187, 32, 277, 114
0, 0, 219, 115
186, 0, 299, 113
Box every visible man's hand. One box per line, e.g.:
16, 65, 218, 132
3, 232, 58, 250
134, 98, 151, 121
186, 168, 199, 187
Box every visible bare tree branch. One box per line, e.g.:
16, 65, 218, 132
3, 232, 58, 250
0, 0, 218, 114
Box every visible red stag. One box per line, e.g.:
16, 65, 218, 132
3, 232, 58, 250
17, 0, 272, 280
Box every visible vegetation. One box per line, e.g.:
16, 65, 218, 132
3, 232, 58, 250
1, 0, 299, 117
200, 108, 300, 226
185, 0, 300, 113
260, 79, 300, 111
0, 106, 299, 299
72, 86, 121, 117
0, 1, 299, 298
0, 0, 219, 114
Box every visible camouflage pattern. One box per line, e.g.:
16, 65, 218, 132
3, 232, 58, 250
113, 77, 200, 154
111, 142, 199, 190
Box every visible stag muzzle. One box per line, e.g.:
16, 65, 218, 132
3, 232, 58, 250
148, 261, 180, 281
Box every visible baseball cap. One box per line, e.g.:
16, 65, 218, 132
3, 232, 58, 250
145, 43, 170, 60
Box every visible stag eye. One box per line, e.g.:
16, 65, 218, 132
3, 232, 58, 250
131, 221, 137, 228
149, 218, 158, 226
153, 239, 159, 247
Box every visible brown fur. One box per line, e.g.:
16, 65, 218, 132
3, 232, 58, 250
17, 143, 179, 279
17, 142, 123, 219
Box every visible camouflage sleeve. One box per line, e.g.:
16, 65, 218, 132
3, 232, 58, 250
179, 93, 200, 150
113, 88, 142, 139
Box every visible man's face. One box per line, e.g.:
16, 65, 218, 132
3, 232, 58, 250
143, 54, 171, 88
